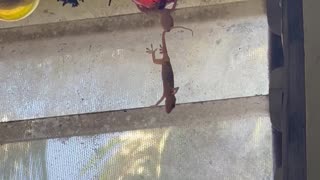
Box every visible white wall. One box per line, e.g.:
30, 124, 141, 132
0, 0, 268, 121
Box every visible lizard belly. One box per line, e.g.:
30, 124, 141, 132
162, 62, 174, 92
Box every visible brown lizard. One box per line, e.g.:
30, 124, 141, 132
146, 31, 179, 113
144, 0, 192, 113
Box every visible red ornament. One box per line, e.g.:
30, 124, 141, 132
132, 0, 175, 10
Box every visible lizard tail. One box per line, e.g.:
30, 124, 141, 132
171, 26, 194, 36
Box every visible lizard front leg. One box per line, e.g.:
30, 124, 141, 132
146, 44, 164, 65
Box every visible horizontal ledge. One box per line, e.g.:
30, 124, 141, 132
0, 95, 269, 144
0, 0, 248, 29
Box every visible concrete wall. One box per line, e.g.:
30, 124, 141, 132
0, 0, 268, 121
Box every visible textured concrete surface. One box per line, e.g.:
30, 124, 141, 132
0, 0, 268, 121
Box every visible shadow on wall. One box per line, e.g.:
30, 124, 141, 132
80, 117, 272, 180
0, 116, 272, 179
80, 128, 170, 180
